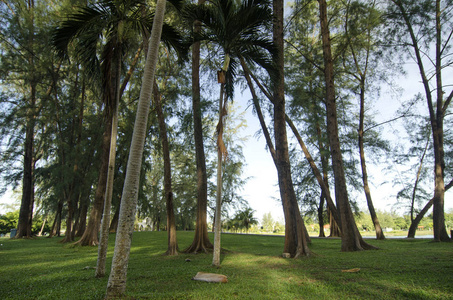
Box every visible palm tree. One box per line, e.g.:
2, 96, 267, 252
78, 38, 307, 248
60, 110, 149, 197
54, 0, 186, 248
105, 0, 170, 297
53, 0, 150, 245
184, 0, 276, 266
235, 207, 258, 233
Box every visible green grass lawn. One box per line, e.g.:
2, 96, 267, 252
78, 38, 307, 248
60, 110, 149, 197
1, 232, 452, 299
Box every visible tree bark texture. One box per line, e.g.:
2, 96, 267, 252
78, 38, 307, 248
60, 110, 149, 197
105, 1, 167, 297
212, 81, 226, 267
96, 47, 122, 277
153, 81, 178, 256
273, 0, 311, 258
358, 84, 385, 240
392, 0, 450, 242
16, 1, 36, 238
75, 114, 111, 246
408, 179, 452, 238
185, 0, 213, 254
318, 0, 375, 251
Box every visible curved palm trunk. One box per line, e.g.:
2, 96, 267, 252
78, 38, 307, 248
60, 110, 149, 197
153, 81, 178, 256
185, 0, 213, 254
105, 1, 167, 297
318, 0, 375, 251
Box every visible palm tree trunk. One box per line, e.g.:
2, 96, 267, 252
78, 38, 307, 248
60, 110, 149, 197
96, 44, 122, 277
105, 1, 167, 297
213, 79, 226, 267
185, 0, 213, 254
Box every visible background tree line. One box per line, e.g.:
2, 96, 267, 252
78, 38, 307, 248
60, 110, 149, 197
0, 0, 451, 270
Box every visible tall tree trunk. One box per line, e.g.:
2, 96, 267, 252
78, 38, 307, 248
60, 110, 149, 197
243, 60, 342, 234
410, 136, 430, 222
61, 190, 75, 243
75, 199, 88, 237
75, 114, 111, 246
318, 0, 375, 251
16, 111, 35, 238
16, 1, 36, 238
153, 80, 178, 256
48, 199, 63, 238
317, 194, 326, 237
185, 0, 213, 254
358, 84, 384, 240
431, 0, 450, 242
105, 1, 167, 297
96, 44, 122, 277
316, 121, 329, 238
109, 204, 120, 233
273, 0, 311, 258
392, 0, 450, 242
212, 74, 227, 267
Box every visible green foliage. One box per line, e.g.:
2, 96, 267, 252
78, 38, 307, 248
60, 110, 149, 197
226, 207, 258, 232
261, 212, 275, 232
1, 232, 452, 299
0, 211, 18, 235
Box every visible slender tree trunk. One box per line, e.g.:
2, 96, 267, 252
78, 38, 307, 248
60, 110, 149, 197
61, 189, 75, 243
185, 0, 213, 254
318, 194, 326, 237
48, 199, 63, 238
16, 113, 34, 238
75, 114, 111, 246
105, 1, 167, 297
153, 81, 178, 256
109, 204, 120, 233
410, 136, 429, 222
75, 200, 88, 237
316, 121, 329, 238
96, 44, 122, 277
213, 77, 226, 267
38, 217, 46, 236
273, 0, 311, 258
244, 60, 342, 233
16, 0, 36, 239
318, 0, 375, 251
432, 0, 450, 242
392, 0, 450, 242
358, 84, 384, 240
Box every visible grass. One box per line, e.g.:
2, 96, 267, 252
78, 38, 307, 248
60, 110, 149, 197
0, 232, 452, 299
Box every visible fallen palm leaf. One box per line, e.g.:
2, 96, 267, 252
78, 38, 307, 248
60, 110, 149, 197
341, 268, 361, 273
